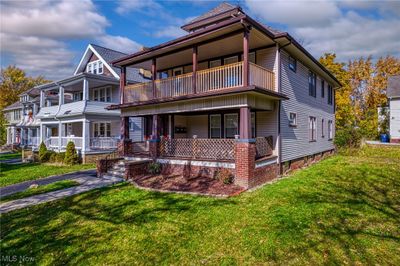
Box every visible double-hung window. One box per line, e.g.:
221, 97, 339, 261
93, 87, 112, 102
328, 85, 333, 105
328, 120, 333, 140
309, 116, 317, 142
289, 56, 297, 72
321, 80, 325, 98
321, 119, 325, 138
86, 60, 103, 75
209, 114, 221, 138
309, 71, 317, 97
224, 113, 238, 139
93, 122, 111, 137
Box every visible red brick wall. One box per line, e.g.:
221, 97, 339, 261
234, 142, 256, 188
126, 161, 151, 178
252, 163, 279, 187
282, 149, 335, 174
96, 158, 121, 177
390, 138, 400, 143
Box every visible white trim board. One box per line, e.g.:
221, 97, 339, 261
156, 158, 235, 169
73, 44, 120, 79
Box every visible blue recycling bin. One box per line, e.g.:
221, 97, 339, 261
380, 134, 389, 143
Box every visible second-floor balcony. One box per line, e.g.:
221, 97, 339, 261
124, 61, 274, 104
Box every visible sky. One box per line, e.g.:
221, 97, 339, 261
1, 0, 399, 80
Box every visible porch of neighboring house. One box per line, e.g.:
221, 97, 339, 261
41, 118, 120, 153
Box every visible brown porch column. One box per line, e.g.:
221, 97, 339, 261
192, 46, 198, 94
152, 58, 157, 99
243, 29, 249, 87
120, 66, 126, 104
118, 116, 131, 157
149, 114, 160, 158
235, 107, 255, 188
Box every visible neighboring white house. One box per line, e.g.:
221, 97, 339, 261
387, 75, 400, 143
3, 44, 148, 162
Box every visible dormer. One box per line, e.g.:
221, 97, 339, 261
181, 2, 242, 33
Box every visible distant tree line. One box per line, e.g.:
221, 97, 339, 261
319, 54, 400, 147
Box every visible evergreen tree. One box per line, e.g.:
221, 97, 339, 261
64, 141, 79, 165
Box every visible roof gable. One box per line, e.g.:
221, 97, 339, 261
73, 44, 121, 79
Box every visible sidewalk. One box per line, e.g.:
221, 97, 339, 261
0, 175, 123, 214
0, 170, 96, 197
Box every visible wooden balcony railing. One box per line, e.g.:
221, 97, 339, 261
124, 61, 274, 104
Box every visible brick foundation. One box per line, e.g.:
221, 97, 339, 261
252, 162, 279, 188
282, 149, 335, 174
149, 140, 160, 159
390, 138, 400, 144
83, 152, 116, 164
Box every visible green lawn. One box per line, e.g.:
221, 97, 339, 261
0, 152, 21, 161
0, 180, 80, 203
0, 163, 95, 187
1, 146, 399, 265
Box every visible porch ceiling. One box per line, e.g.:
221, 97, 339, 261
128, 26, 275, 71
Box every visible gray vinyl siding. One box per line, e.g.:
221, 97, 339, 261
256, 47, 279, 91
129, 117, 143, 141
256, 107, 278, 155
280, 50, 335, 162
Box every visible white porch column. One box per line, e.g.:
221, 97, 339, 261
33, 103, 38, 115
58, 122, 63, 151
20, 128, 25, 145
59, 86, 64, 105
83, 78, 89, 101
28, 128, 32, 145
6, 127, 11, 144
40, 90, 45, 108
82, 119, 90, 153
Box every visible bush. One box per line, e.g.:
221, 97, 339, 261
38, 142, 48, 162
56, 152, 65, 163
64, 141, 79, 165
334, 126, 362, 148
148, 162, 161, 175
215, 168, 234, 184
49, 152, 57, 163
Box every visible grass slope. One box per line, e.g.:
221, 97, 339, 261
0, 180, 80, 203
0, 163, 95, 187
1, 147, 399, 265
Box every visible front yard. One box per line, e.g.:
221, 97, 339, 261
0, 162, 95, 187
1, 146, 399, 264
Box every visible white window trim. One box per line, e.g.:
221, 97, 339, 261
328, 120, 333, 140
309, 116, 317, 142
289, 112, 297, 127
87, 60, 103, 75
224, 113, 238, 139
93, 122, 112, 137
92, 86, 112, 102
209, 114, 222, 139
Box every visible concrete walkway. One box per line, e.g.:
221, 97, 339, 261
0, 175, 123, 214
0, 170, 96, 197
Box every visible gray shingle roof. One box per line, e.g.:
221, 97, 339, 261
388, 75, 400, 98
90, 44, 148, 83
187, 2, 237, 25
3, 101, 23, 111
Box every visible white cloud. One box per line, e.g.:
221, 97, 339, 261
0, 0, 142, 80
153, 26, 187, 38
97, 35, 142, 54
245, 0, 340, 27
244, 0, 400, 61
1, 0, 109, 39
115, 0, 161, 15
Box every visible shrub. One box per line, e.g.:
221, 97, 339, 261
64, 141, 79, 165
148, 162, 161, 175
334, 126, 362, 149
38, 142, 48, 162
215, 168, 234, 184
49, 152, 57, 163
56, 152, 65, 163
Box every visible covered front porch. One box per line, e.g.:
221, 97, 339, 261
118, 91, 283, 188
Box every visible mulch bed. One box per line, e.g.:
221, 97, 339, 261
131, 174, 245, 197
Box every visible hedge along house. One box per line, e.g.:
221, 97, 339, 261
35, 44, 148, 163
107, 3, 341, 189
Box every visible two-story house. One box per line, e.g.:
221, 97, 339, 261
3, 87, 47, 148
387, 75, 400, 143
35, 44, 148, 162
105, 3, 341, 189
